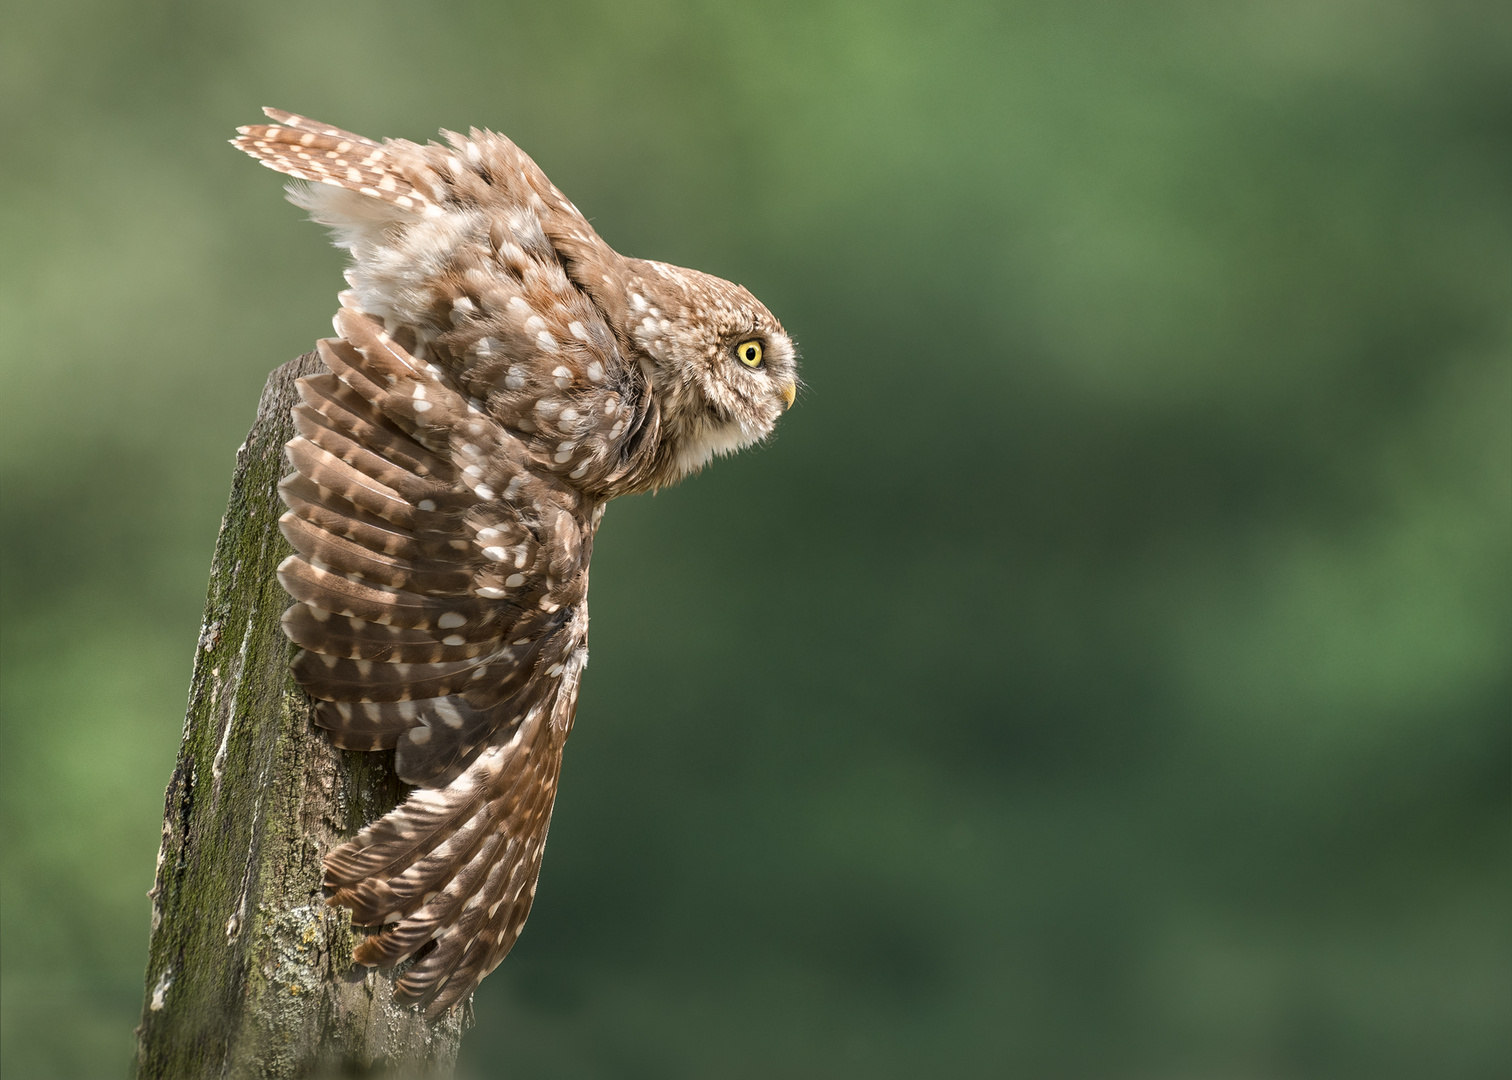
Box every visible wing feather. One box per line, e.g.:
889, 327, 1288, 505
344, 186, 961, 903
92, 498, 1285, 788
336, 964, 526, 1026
278, 513, 473, 594
274, 293, 594, 1014
259, 107, 380, 149
295, 373, 450, 477
231, 110, 429, 213
279, 480, 458, 560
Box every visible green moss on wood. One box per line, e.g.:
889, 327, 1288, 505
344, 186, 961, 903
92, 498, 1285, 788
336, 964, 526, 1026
133, 354, 466, 1079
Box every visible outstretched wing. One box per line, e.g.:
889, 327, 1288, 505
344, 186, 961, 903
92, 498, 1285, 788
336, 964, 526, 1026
233, 108, 431, 213
279, 305, 593, 1014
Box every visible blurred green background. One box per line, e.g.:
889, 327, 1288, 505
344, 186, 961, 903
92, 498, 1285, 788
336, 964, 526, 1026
2, 1, 1508, 1076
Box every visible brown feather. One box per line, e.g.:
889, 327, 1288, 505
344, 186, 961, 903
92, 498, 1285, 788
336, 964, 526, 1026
231, 119, 427, 212
282, 605, 492, 663
260, 107, 379, 148
279, 484, 459, 558
278, 513, 474, 594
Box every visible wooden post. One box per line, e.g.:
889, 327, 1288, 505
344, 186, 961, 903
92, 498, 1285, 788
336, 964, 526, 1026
133, 354, 467, 1078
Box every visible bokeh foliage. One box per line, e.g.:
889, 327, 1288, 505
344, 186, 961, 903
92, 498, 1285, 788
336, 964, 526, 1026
1, 1, 1507, 1076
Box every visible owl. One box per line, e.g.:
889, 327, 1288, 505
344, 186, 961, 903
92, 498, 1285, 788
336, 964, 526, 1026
232, 109, 797, 1016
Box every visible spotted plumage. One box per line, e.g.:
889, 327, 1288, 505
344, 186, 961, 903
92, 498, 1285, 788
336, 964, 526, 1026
233, 108, 797, 1015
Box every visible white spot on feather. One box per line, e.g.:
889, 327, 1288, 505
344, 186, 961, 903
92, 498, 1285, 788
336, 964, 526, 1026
434, 699, 465, 728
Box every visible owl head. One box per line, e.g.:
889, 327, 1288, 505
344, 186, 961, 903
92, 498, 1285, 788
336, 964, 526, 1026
618, 258, 798, 480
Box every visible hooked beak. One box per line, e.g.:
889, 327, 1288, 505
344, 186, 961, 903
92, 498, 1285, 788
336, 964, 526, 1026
779, 380, 796, 410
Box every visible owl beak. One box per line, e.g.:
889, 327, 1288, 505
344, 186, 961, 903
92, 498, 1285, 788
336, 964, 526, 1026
779, 380, 796, 410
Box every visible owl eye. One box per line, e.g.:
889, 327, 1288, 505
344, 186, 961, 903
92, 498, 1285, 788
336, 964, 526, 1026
734, 340, 764, 368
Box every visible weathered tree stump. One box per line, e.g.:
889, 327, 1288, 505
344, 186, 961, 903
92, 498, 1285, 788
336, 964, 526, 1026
134, 353, 467, 1078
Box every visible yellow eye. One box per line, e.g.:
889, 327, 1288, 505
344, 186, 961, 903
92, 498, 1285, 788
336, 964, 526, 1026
735, 339, 764, 368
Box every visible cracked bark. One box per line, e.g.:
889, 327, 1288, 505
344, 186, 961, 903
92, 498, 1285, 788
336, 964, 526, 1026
133, 353, 467, 1078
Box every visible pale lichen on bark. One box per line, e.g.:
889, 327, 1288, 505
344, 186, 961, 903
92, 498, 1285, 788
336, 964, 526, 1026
134, 354, 467, 1078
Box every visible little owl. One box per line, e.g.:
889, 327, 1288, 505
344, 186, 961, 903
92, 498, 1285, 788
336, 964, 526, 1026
232, 109, 797, 1015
